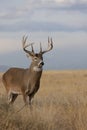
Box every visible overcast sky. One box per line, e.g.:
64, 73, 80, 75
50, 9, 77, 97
0, 0, 87, 70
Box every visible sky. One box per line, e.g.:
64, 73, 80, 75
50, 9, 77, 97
0, 0, 87, 70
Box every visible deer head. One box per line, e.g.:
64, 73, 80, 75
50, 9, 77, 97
22, 36, 53, 70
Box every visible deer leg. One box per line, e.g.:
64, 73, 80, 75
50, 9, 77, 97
23, 94, 28, 105
29, 96, 32, 105
8, 92, 18, 104
28, 85, 39, 105
28, 95, 34, 111
11, 94, 18, 103
28, 94, 34, 105
8, 91, 13, 104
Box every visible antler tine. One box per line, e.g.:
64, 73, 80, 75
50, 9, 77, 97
22, 35, 28, 49
41, 37, 53, 54
40, 42, 42, 53
47, 37, 53, 50
50, 37, 53, 49
22, 36, 35, 56
48, 37, 50, 44
31, 44, 34, 53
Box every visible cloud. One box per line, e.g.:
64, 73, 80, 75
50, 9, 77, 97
0, 0, 87, 33
54, 0, 87, 4
0, 0, 87, 21
0, 37, 21, 54
0, 0, 87, 52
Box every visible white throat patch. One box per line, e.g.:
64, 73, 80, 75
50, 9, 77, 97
33, 66, 42, 72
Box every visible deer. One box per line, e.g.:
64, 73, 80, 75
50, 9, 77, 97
2, 36, 53, 105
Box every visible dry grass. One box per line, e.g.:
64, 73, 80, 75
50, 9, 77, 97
0, 70, 87, 130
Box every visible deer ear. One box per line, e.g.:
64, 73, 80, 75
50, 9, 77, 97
26, 53, 34, 58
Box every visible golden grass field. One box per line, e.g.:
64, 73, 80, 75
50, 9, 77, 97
0, 70, 87, 130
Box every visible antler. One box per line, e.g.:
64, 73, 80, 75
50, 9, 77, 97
40, 37, 53, 54
22, 36, 35, 56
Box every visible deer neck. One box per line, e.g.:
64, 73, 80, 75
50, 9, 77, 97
30, 63, 43, 73
26, 64, 42, 82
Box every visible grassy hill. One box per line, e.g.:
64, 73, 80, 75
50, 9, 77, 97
0, 70, 87, 130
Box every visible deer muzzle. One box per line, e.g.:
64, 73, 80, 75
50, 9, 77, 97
38, 61, 44, 68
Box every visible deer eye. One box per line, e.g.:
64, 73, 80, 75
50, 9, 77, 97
34, 57, 38, 61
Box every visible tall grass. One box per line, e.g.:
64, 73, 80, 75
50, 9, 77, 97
0, 70, 87, 130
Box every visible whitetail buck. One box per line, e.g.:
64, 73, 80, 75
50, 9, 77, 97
2, 36, 53, 105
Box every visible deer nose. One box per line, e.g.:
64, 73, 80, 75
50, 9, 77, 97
41, 62, 44, 66
39, 61, 44, 67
